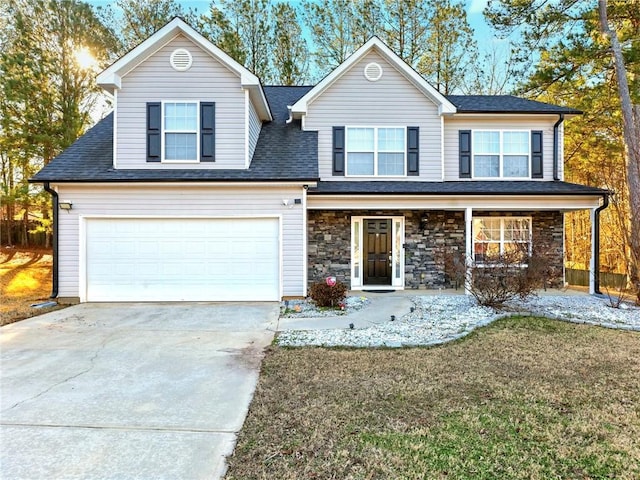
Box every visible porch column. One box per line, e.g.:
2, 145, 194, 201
590, 207, 597, 295
465, 207, 473, 295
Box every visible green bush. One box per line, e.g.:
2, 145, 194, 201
308, 280, 347, 308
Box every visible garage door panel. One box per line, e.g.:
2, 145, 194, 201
85, 218, 279, 302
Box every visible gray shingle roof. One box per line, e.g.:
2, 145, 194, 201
30, 86, 317, 183
447, 95, 581, 114
308, 181, 606, 196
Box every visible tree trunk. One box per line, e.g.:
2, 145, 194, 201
599, 0, 640, 303
22, 208, 29, 247
5, 204, 14, 247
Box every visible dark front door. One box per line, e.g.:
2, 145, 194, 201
364, 219, 392, 285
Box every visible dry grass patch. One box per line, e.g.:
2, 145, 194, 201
0, 248, 63, 326
226, 317, 640, 480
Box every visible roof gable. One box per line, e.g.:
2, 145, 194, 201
97, 17, 272, 121
291, 37, 456, 117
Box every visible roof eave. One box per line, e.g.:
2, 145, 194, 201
29, 177, 321, 184
454, 109, 582, 116
308, 189, 607, 196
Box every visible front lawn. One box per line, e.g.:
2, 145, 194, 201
226, 317, 640, 479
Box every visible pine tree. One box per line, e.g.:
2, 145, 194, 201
272, 2, 310, 85
417, 0, 476, 94
0, 0, 117, 246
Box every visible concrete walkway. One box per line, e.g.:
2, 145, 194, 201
1, 302, 278, 480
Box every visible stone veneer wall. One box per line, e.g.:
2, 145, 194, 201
307, 209, 564, 290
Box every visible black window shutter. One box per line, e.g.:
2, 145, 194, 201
407, 126, 419, 176
147, 102, 161, 162
459, 130, 472, 178
333, 126, 345, 175
200, 102, 215, 162
531, 130, 543, 178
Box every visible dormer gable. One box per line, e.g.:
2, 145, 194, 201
97, 17, 271, 121
291, 36, 456, 118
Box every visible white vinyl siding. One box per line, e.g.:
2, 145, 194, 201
54, 184, 305, 300
303, 50, 442, 181
443, 116, 559, 181
248, 98, 262, 163
116, 34, 246, 169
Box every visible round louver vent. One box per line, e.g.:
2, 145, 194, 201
170, 48, 192, 71
364, 62, 383, 82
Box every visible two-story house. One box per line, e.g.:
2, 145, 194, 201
31, 18, 608, 303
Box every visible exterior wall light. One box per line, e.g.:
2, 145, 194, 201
59, 201, 73, 211
420, 214, 429, 229
282, 199, 302, 207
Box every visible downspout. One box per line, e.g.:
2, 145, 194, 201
43, 182, 59, 299
553, 114, 564, 181
593, 193, 609, 295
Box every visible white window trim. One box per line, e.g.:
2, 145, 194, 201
472, 216, 532, 265
345, 126, 407, 177
161, 100, 200, 163
472, 129, 531, 180
350, 216, 405, 289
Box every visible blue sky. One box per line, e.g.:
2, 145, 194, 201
87, 0, 500, 52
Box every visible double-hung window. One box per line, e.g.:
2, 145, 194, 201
473, 130, 529, 178
346, 127, 405, 176
164, 102, 198, 161
147, 101, 214, 163
473, 217, 532, 263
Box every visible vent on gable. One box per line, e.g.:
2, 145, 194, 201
170, 48, 193, 71
364, 62, 383, 82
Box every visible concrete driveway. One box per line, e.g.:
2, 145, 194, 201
0, 302, 278, 479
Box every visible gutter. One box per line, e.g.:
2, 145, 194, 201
593, 192, 610, 295
553, 114, 565, 181
42, 182, 59, 299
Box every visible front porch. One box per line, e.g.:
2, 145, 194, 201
307, 209, 564, 291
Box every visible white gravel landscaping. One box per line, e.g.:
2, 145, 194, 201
277, 294, 640, 348
280, 296, 370, 317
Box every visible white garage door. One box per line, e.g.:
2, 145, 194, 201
84, 217, 279, 302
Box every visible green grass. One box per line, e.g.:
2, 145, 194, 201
225, 316, 640, 480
